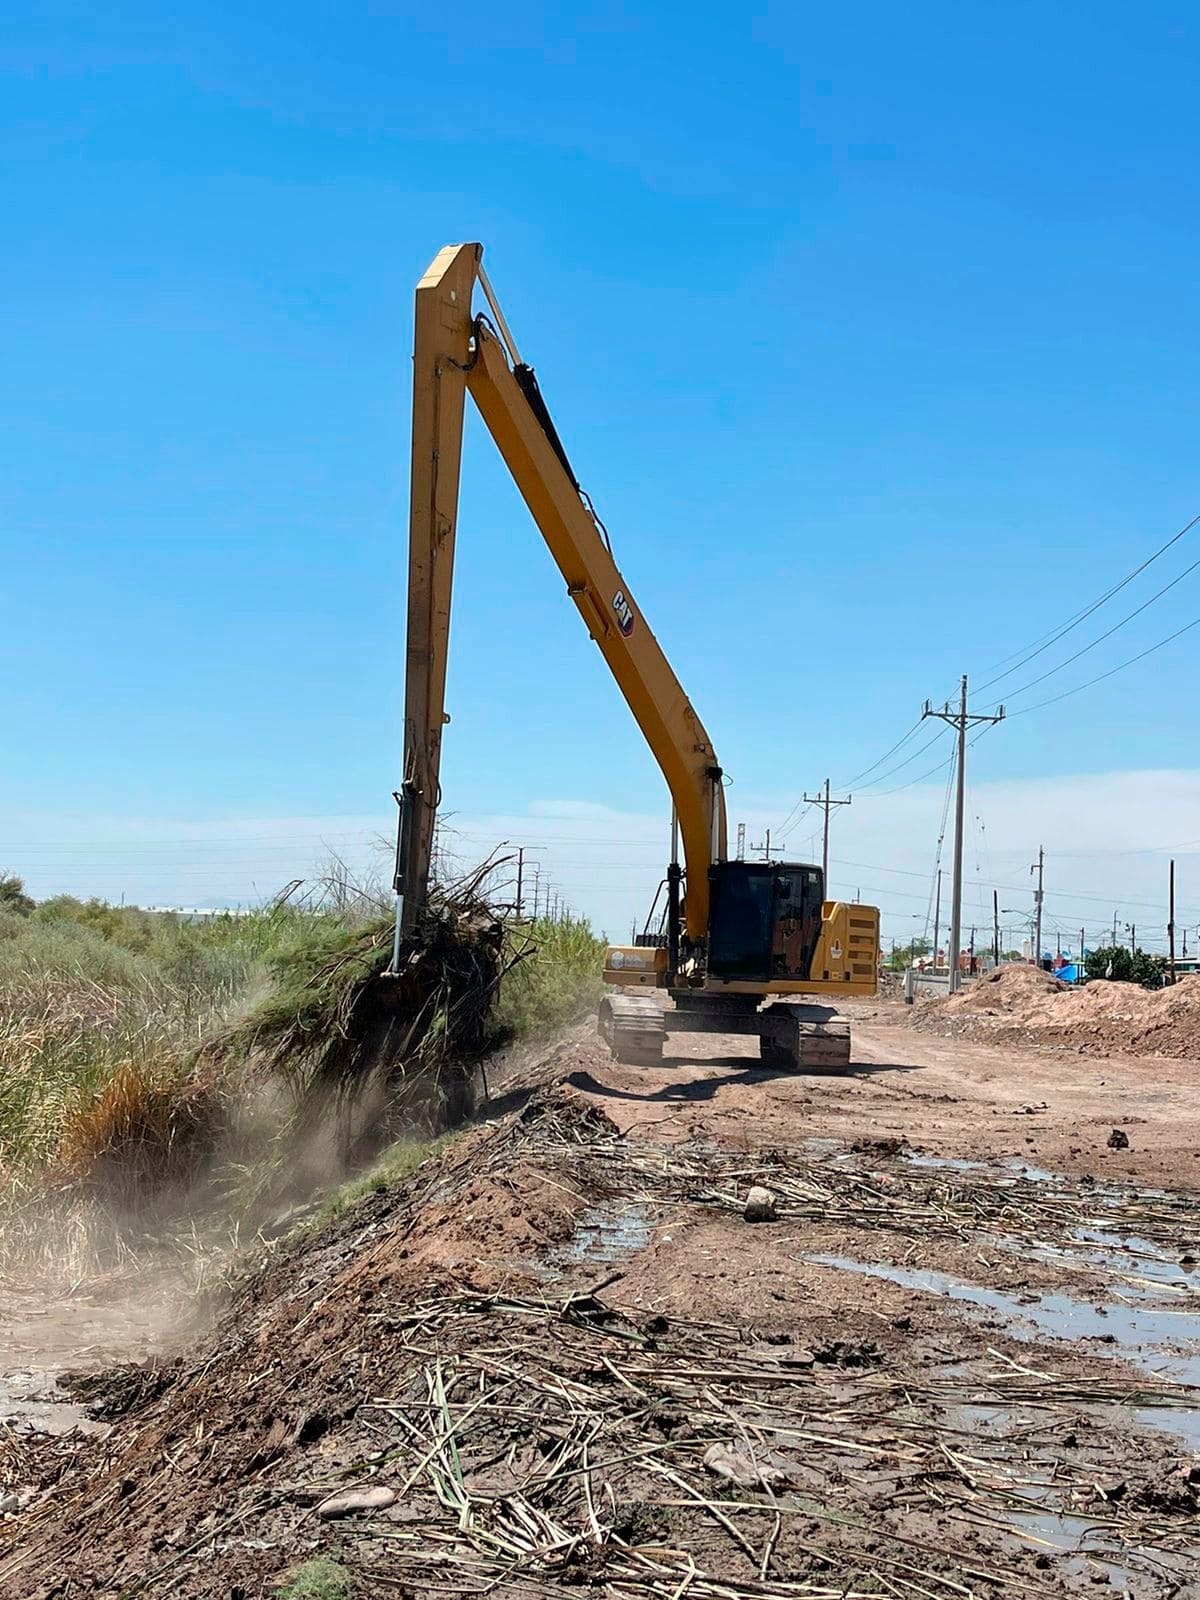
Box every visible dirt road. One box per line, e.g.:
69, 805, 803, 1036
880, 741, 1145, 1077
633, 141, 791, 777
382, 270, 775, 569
569, 997, 1200, 1187
3, 1002, 1199, 1598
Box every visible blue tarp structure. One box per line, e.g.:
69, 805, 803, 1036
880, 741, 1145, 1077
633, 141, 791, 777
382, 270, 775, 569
1056, 962, 1080, 984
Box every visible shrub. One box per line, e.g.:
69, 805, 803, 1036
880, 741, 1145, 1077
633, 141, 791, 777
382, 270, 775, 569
1083, 944, 1167, 988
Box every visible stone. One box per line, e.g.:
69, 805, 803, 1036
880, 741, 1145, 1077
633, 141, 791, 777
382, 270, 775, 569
743, 1185, 777, 1222
315, 1485, 397, 1519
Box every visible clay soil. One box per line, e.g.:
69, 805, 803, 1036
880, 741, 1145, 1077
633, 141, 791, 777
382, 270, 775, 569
3, 1003, 1200, 1599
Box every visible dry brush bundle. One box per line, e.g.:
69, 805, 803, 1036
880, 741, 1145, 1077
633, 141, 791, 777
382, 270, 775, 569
218, 858, 517, 1136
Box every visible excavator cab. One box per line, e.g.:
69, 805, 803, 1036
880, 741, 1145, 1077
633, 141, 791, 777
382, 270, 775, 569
707, 861, 825, 983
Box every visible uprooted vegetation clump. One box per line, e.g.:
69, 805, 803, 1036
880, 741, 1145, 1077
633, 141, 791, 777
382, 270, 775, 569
0, 873, 606, 1275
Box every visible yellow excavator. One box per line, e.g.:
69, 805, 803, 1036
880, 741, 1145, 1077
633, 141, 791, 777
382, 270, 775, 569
394, 243, 879, 1072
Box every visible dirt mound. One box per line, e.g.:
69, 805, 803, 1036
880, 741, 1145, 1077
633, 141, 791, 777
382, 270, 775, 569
919, 967, 1200, 1060
940, 963, 1070, 1016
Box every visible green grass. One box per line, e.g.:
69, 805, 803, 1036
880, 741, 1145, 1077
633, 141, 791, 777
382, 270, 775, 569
309, 1131, 455, 1229
277, 1557, 355, 1599
491, 914, 607, 1038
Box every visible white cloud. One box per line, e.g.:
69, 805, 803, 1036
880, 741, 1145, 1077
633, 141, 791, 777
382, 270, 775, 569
3, 771, 1196, 952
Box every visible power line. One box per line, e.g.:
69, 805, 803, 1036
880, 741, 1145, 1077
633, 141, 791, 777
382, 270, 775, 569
834, 720, 925, 790
861, 741, 956, 799
853, 726, 953, 791
1005, 612, 1200, 719
974, 509, 1200, 694
984, 553, 1200, 710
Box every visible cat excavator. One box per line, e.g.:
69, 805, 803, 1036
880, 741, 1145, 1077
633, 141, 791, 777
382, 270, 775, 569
394, 243, 879, 1072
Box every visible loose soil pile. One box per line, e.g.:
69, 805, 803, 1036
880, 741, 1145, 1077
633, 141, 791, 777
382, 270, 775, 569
916, 964, 1200, 1059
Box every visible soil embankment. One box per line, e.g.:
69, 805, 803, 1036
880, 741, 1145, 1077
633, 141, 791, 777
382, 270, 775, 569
2, 1012, 1200, 1597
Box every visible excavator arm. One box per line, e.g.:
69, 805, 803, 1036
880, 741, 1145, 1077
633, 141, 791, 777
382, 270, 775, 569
398, 242, 725, 943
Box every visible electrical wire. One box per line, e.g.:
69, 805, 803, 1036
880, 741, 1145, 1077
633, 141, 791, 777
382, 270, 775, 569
973, 509, 1200, 694
852, 726, 953, 792
983, 554, 1200, 709
833, 720, 925, 790
1006, 611, 1200, 717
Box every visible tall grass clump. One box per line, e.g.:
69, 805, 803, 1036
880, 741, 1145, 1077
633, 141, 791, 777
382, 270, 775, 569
492, 914, 607, 1039
0, 872, 608, 1278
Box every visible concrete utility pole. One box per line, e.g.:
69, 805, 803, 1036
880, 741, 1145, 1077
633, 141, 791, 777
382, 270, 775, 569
923, 677, 1005, 992
933, 869, 943, 971
736, 822, 746, 862
1030, 847, 1045, 970
993, 889, 1000, 968
751, 828, 772, 860
1169, 859, 1177, 984
802, 778, 852, 890
1112, 909, 1119, 948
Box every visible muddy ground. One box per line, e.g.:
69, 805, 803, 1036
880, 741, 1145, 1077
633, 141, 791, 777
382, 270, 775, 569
2, 996, 1200, 1598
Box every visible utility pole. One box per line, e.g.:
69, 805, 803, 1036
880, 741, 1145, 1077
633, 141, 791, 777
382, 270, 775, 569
751, 828, 772, 860
515, 846, 525, 920
933, 869, 943, 972
802, 778, 852, 890
1080, 928, 1085, 963
1112, 909, 1119, 948
1169, 859, 1177, 984
923, 677, 1005, 992
736, 822, 746, 862
1030, 847, 1044, 971
993, 889, 1000, 969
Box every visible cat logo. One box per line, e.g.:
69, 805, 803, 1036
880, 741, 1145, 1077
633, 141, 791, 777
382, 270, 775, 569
612, 589, 635, 636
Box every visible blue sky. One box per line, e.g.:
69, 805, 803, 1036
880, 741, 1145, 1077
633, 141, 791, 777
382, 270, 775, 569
4, 2, 1200, 941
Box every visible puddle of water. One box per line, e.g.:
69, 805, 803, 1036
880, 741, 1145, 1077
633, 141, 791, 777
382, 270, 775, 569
0, 1372, 107, 1438
565, 1203, 653, 1264
1001, 1159, 1060, 1184
807, 1254, 1200, 1389
901, 1153, 990, 1174
990, 1227, 1197, 1304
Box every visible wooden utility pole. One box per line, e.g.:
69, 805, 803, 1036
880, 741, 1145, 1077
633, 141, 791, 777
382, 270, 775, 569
923, 677, 1006, 992
1169, 858, 1177, 983
751, 828, 772, 860
802, 778, 852, 890
1030, 847, 1044, 970
993, 889, 1000, 968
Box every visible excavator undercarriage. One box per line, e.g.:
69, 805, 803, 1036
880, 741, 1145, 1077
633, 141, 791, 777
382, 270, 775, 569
598, 990, 853, 1073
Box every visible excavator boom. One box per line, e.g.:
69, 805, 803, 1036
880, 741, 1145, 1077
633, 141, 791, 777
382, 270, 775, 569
399, 243, 724, 941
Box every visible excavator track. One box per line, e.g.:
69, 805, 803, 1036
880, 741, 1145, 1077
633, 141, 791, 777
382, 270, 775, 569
598, 993, 666, 1066
759, 1004, 852, 1074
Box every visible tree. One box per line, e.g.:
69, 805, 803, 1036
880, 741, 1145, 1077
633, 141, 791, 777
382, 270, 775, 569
1084, 944, 1166, 989
0, 873, 33, 915
888, 936, 931, 972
